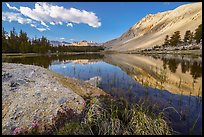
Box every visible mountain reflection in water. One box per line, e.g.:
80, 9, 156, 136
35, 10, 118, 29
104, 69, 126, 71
2, 53, 202, 135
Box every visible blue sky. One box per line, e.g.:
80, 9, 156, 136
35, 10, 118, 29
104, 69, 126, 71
2, 2, 191, 43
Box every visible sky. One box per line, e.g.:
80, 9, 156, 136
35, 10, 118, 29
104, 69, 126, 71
2, 2, 192, 43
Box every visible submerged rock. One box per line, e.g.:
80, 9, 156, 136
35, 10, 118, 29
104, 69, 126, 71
85, 76, 102, 87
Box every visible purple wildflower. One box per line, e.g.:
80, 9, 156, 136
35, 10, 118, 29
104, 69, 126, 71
13, 127, 21, 135
31, 120, 38, 128
32, 123, 38, 128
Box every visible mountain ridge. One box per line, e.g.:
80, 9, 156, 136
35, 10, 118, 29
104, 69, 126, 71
50, 40, 103, 47
104, 2, 202, 52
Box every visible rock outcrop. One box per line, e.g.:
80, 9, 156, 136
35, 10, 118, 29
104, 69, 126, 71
2, 63, 106, 135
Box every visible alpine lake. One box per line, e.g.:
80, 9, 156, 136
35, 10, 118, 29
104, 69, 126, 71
3, 53, 202, 135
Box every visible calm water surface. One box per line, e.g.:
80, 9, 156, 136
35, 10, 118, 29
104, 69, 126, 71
3, 53, 202, 135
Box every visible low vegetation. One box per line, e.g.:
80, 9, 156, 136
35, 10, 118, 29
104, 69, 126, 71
12, 95, 172, 135
55, 96, 172, 135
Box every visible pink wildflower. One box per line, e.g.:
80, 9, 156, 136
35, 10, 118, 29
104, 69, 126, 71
94, 93, 101, 97
82, 100, 86, 107
13, 127, 21, 135
58, 109, 66, 114
106, 94, 112, 97
31, 120, 38, 128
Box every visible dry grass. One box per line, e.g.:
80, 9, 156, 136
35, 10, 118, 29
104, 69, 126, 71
56, 96, 172, 135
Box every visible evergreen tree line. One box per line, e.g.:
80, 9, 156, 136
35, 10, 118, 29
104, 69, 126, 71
2, 27, 104, 53
162, 24, 202, 48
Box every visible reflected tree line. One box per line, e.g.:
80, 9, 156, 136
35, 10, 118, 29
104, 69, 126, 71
3, 54, 104, 68
161, 56, 202, 79
149, 54, 202, 79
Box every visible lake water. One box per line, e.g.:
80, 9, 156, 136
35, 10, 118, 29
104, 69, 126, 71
3, 53, 202, 135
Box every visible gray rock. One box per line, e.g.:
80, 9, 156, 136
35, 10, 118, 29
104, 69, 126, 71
58, 97, 68, 105
10, 81, 20, 87
35, 92, 41, 97
2, 63, 85, 135
85, 76, 102, 87
2, 72, 12, 79
16, 79, 27, 85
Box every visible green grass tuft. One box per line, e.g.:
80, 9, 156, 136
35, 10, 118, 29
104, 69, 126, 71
55, 96, 172, 135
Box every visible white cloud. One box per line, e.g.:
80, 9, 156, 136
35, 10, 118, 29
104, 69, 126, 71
67, 23, 73, 27
50, 22, 55, 25
60, 37, 65, 40
58, 21, 63, 25
36, 27, 47, 32
18, 2, 101, 28
2, 12, 49, 32
30, 24, 36, 27
69, 38, 74, 41
2, 12, 32, 24
41, 21, 49, 28
6, 3, 20, 11
3, 2, 101, 32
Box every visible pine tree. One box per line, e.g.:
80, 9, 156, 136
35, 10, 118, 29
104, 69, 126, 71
18, 29, 30, 53
184, 30, 193, 45
162, 35, 170, 48
169, 31, 181, 47
9, 27, 18, 52
2, 27, 8, 53
194, 24, 202, 44
2, 27, 7, 39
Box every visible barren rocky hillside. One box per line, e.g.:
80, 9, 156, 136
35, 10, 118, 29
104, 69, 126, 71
104, 2, 202, 52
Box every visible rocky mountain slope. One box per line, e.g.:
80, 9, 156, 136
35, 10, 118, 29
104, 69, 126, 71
104, 2, 202, 52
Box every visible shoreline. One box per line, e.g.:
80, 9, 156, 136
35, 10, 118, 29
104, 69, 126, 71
129, 49, 202, 56
2, 63, 173, 135
2, 63, 106, 135
2, 49, 202, 57
2, 52, 102, 57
